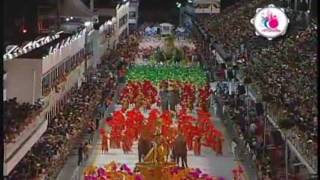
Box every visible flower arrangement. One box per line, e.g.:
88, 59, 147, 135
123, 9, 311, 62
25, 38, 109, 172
84, 162, 143, 180
84, 162, 224, 180
169, 167, 224, 180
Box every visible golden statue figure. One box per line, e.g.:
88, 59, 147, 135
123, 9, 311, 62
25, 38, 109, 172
136, 118, 176, 180
143, 123, 169, 164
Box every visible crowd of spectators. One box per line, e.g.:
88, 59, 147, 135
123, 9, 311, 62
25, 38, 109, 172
245, 20, 317, 171
5, 33, 143, 179
7, 31, 141, 179
8, 79, 103, 179
4, 98, 43, 144
215, 81, 308, 179
195, 0, 317, 172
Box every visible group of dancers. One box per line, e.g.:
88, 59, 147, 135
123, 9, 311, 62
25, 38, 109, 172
99, 80, 224, 157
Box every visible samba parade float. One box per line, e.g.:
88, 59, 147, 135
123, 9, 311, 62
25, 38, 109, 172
83, 35, 234, 180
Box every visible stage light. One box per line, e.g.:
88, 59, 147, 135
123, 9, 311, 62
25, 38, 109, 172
22, 29, 27, 33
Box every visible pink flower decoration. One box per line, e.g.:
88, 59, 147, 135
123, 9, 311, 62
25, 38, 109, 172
170, 167, 180, 174
135, 175, 144, 180
91, 176, 98, 180
189, 171, 200, 178
97, 167, 106, 177
201, 174, 208, 178
121, 164, 132, 173
195, 168, 202, 174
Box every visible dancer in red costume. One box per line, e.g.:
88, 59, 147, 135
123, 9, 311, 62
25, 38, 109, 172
161, 110, 173, 126
99, 128, 108, 153
160, 110, 173, 145
120, 85, 131, 103
199, 84, 213, 109
197, 109, 212, 136
205, 127, 217, 153
122, 128, 135, 153
180, 83, 196, 111
215, 130, 224, 155
193, 135, 202, 156
101, 133, 109, 154
126, 109, 138, 139
186, 126, 194, 151
146, 108, 160, 133
166, 127, 177, 149
177, 109, 194, 151
107, 110, 126, 148
110, 128, 121, 148
142, 80, 158, 106
193, 123, 203, 156
133, 107, 144, 137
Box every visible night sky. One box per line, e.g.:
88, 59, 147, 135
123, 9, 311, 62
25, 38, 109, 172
3, 0, 41, 44
139, 0, 186, 24
138, 0, 234, 24
3, 0, 318, 44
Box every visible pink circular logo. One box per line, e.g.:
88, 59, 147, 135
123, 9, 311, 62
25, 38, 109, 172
262, 12, 279, 29
251, 4, 290, 40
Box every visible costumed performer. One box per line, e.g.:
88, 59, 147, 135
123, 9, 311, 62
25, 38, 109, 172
102, 133, 110, 154
215, 130, 224, 156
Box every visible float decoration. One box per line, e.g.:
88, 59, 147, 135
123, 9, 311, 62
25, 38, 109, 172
126, 65, 207, 87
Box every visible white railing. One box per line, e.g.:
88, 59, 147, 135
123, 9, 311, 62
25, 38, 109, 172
4, 111, 46, 161
4, 119, 48, 176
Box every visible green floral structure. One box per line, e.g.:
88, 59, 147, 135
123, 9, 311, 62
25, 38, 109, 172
126, 64, 207, 87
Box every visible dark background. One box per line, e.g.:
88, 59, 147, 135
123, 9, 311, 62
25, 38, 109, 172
3, 0, 40, 44
2, 0, 318, 44
139, 0, 187, 25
